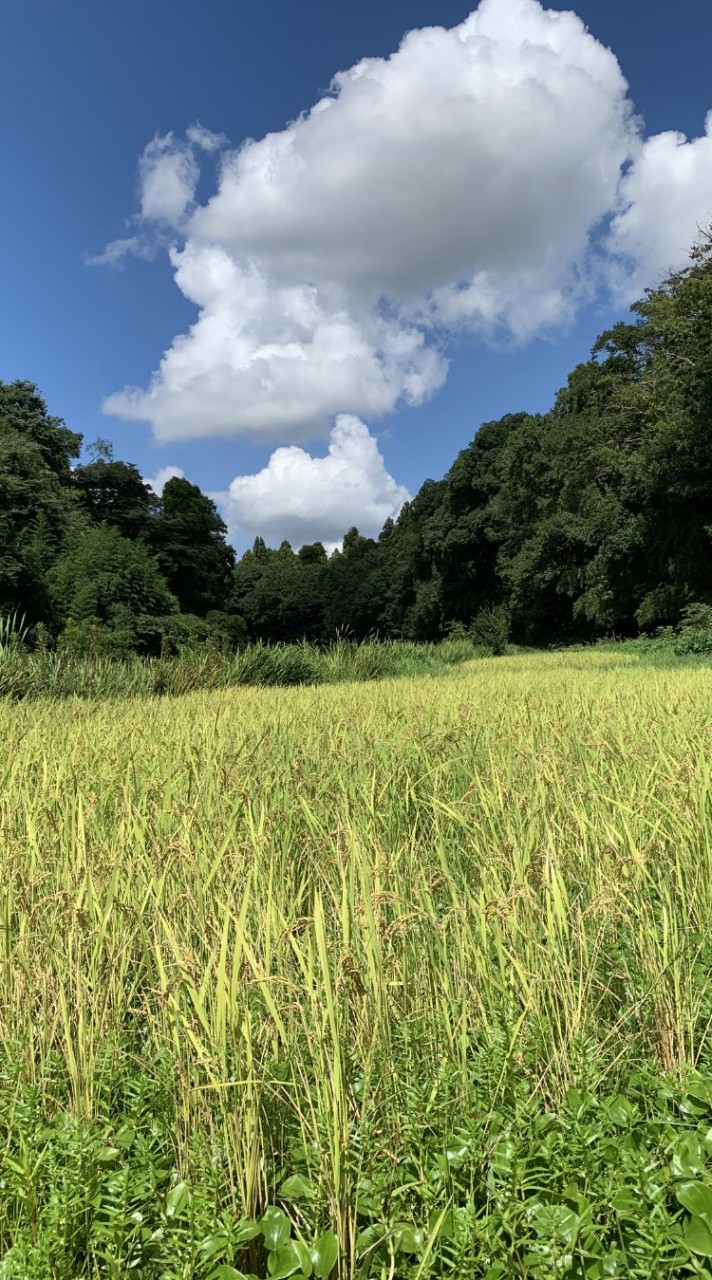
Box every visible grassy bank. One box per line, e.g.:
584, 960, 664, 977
0, 635, 481, 701
3, 650, 712, 1276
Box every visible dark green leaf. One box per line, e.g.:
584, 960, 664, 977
207, 1268, 258, 1280
165, 1181, 191, 1219
261, 1207, 292, 1252
606, 1095, 634, 1127
672, 1134, 706, 1178
684, 1216, 712, 1257
279, 1175, 316, 1202
677, 1182, 712, 1222
310, 1230, 339, 1279
355, 1223, 386, 1255
392, 1223, 424, 1255
268, 1240, 311, 1279
235, 1218, 261, 1245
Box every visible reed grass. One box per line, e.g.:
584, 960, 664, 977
0, 636, 482, 702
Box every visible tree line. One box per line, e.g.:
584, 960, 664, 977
2, 230, 711, 654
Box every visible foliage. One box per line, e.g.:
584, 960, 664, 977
0, 408, 78, 622
72, 456, 158, 541
233, 540, 328, 644
672, 603, 712, 656
0, 633, 480, 701
470, 605, 510, 656
49, 523, 178, 640
153, 476, 236, 617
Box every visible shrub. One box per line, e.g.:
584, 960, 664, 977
470, 606, 510, 656
673, 602, 712, 655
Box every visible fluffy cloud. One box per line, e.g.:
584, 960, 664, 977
100, 0, 712, 447
102, 0, 640, 441
607, 112, 712, 296
186, 123, 227, 153
193, 0, 631, 306
222, 416, 410, 549
104, 246, 446, 440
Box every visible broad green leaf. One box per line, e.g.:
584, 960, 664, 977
268, 1239, 312, 1279
200, 1231, 229, 1261
534, 1113, 557, 1134
261, 1207, 292, 1252
684, 1215, 712, 1257
489, 1137, 515, 1176
392, 1223, 424, 1255
585, 1249, 625, 1279
279, 1175, 316, 1202
114, 1123, 136, 1148
672, 1134, 706, 1178
96, 1146, 120, 1164
310, 1229, 339, 1279
609, 1182, 637, 1213
565, 1087, 584, 1114
606, 1095, 634, 1127
679, 1095, 708, 1118
235, 1218, 261, 1244
268, 1240, 311, 1279
292, 1240, 312, 1276
444, 1141, 468, 1167
165, 1181, 191, 1219
355, 1223, 386, 1255
531, 1204, 579, 1247
428, 1207, 454, 1239
355, 1183, 381, 1216
687, 1078, 712, 1106
677, 1181, 712, 1221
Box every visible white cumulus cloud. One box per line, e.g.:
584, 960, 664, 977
607, 112, 712, 297
102, 0, 640, 442
221, 416, 410, 549
104, 246, 446, 440
193, 0, 632, 307
99, 0, 712, 451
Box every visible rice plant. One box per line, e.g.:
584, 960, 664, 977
2, 649, 712, 1276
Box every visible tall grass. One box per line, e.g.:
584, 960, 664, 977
0, 635, 482, 702
2, 650, 712, 1275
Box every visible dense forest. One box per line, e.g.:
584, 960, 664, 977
3, 231, 711, 654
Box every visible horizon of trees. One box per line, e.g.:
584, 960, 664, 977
2, 229, 711, 654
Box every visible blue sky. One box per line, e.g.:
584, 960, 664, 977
2, 0, 712, 551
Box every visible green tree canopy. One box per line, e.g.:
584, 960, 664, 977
153, 478, 235, 616
50, 524, 177, 632
0, 382, 82, 622
72, 458, 158, 541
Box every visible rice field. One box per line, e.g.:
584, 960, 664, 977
3, 649, 712, 1277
